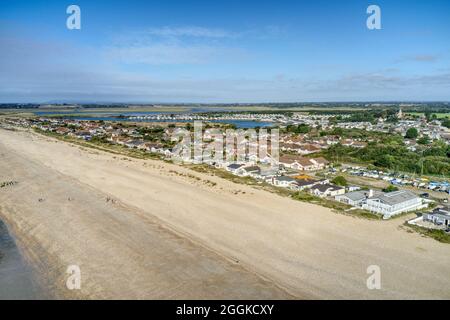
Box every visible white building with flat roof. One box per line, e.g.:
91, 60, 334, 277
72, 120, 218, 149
336, 189, 428, 218
362, 190, 427, 218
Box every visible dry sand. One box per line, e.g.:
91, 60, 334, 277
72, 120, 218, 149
0, 128, 449, 299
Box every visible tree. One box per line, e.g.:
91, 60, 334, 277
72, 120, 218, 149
417, 135, 430, 145
405, 128, 418, 139
383, 185, 399, 193
374, 154, 393, 168
296, 124, 310, 134
287, 124, 310, 134
331, 127, 344, 136
329, 117, 338, 125
441, 118, 450, 128
332, 176, 348, 187
423, 146, 446, 157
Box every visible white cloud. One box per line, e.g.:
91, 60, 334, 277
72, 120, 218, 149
143, 26, 235, 38
104, 43, 246, 65
395, 54, 440, 63
104, 26, 248, 65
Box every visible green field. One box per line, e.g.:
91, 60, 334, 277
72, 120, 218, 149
406, 112, 450, 119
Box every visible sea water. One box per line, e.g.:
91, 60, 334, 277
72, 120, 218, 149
0, 219, 44, 299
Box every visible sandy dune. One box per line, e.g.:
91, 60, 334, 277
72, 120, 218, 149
0, 128, 449, 299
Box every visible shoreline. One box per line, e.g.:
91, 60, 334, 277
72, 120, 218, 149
0, 216, 47, 299
0, 128, 449, 299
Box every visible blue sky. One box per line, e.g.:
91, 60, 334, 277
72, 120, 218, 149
1, 0, 449, 102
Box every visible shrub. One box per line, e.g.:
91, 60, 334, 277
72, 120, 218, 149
332, 176, 348, 186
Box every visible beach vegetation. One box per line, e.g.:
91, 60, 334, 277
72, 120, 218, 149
406, 224, 450, 244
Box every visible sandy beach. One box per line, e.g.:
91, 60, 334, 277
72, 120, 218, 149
0, 128, 449, 299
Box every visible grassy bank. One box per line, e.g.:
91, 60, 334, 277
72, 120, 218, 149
187, 164, 381, 220
187, 164, 293, 197
406, 223, 450, 244
33, 128, 164, 161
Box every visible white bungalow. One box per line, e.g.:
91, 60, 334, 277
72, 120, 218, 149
362, 190, 427, 218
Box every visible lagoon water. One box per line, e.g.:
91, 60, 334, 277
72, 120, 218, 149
0, 219, 43, 299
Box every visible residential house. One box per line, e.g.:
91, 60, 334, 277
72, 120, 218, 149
296, 157, 317, 171
125, 140, 144, 149
281, 135, 304, 145
235, 165, 261, 178
341, 139, 367, 148
280, 143, 302, 153
335, 189, 382, 206
55, 127, 70, 135
293, 178, 320, 191
278, 155, 300, 169
279, 155, 312, 170
423, 205, 450, 228
297, 143, 321, 155
258, 167, 280, 181
226, 163, 245, 174
139, 142, 164, 153
74, 131, 92, 140
272, 176, 298, 189
278, 155, 328, 171
326, 137, 340, 145
310, 183, 345, 197
310, 157, 329, 170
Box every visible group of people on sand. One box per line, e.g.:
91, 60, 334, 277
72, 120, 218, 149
0, 181, 17, 188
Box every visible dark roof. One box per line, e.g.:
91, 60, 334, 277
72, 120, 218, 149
295, 179, 318, 187
228, 163, 244, 170
275, 176, 296, 182
127, 140, 143, 146
311, 183, 343, 193
432, 207, 450, 216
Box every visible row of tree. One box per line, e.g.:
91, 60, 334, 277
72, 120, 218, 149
324, 140, 450, 176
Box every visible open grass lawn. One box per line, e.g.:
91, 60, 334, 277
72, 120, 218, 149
406, 112, 450, 119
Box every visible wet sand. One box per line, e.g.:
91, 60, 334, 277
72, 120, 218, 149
0, 219, 43, 299
0, 128, 449, 299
